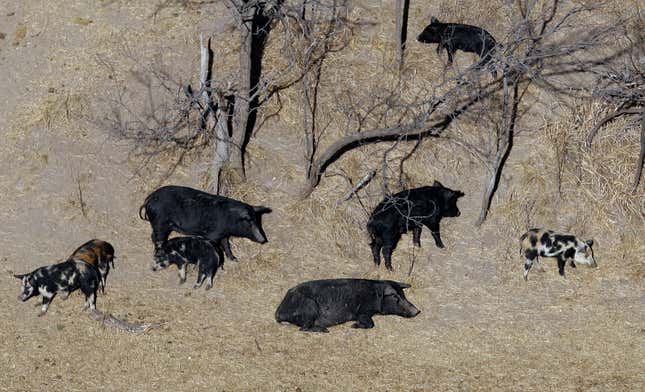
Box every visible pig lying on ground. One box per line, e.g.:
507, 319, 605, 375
275, 279, 420, 332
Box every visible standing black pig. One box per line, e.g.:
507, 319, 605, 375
417, 17, 498, 75
367, 181, 465, 270
275, 279, 420, 332
139, 185, 271, 262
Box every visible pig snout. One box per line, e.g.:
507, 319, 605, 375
251, 225, 268, 244
401, 301, 421, 318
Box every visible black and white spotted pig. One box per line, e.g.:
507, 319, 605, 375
14, 259, 100, 316
151, 236, 223, 290
520, 228, 597, 280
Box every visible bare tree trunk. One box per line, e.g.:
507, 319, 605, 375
395, 0, 410, 71
196, 34, 230, 194
212, 94, 231, 194
476, 75, 519, 226
229, 5, 256, 179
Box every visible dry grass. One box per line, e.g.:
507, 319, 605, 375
0, 1, 643, 391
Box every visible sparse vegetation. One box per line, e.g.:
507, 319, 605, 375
0, 0, 643, 391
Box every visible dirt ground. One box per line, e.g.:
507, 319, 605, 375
0, 1, 643, 391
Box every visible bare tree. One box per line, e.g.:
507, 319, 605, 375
300, 0, 633, 226
586, 25, 644, 192
101, 0, 349, 193
395, 0, 410, 71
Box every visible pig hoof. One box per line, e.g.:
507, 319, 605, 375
37, 311, 47, 317
179, 279, 186, 285
205, 284, 212, 291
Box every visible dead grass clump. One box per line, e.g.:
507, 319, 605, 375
32, 93, 87, 130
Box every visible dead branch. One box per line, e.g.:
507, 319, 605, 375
75, 175, 88, 219
89, 309, 161, 334
586, 107, 642, 147
343, 170, 376, 201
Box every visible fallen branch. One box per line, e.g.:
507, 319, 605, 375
343, 170, 376, 201
89, 309, 161, 334
586, 107, 641, 147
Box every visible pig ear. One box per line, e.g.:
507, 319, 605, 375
585, 239, 594, 247
431, 16, 439, 24
395, 282, 411, 289
455, 191, 465, 198
433, 180, 444, 187
13, 273, 27, 280
253, 206, 272, 215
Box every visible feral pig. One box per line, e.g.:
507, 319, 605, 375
367, 181, 465, 270
520, 228, 597, 280
14, 260, 100, 316
275, 279, 420, 332
140, 185, 272, 263
417, 17, 498, 75
151, 236, 223, 290
69, 239, 115, 293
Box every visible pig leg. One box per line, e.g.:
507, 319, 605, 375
446, 46, 454, 65
352, 314, 375, 329
428, 222, 445, 248
151, 224, 172, 260
412, 227, 422, 247
382, 232, 402, 271
38, 291, 56, 317
84, 292, 97, 311
556, 255, 566, 277
59, 290, 70, 300
382, 244, 396, 272
370, 237, 383, 266
220, 238, 237, 261
194, 260, 216, 290
523, 250, 537, 281
178, 263, 187, 284
80, 281, 98, 311
569, 259, 576, 268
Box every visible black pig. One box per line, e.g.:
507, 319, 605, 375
151, 236, 223, 290
367, 181, 464, 270
418, 17, 498, 75
275, 279, 420, 332
140, 185, 271, 262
